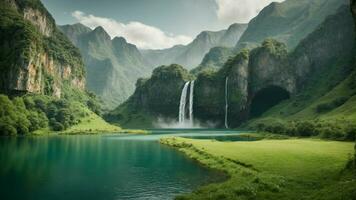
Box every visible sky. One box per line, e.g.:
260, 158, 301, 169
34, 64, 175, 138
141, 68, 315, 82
42, 0, 284, 49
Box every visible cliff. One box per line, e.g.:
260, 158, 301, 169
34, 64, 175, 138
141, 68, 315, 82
106, 64, 192, 127
0, 0, 85, 98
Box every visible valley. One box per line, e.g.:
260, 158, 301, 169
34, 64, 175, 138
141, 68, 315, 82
0, 0, 355, 199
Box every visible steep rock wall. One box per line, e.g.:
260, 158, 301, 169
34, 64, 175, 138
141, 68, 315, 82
0, 0, 85, 97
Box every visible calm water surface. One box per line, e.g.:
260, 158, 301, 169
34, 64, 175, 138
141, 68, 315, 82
0, 129, 248, 200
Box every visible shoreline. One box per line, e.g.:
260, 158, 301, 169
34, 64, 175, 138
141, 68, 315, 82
159, 137, 283, 199
159, 136, 355, 199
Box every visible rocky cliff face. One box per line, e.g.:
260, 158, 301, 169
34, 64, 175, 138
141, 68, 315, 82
129, 64, 192, 117
0, 0, 85, 98
291, 5, 355, 91
106, 64, 192, 126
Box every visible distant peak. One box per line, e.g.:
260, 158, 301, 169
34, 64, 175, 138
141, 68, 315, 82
93, 26, 106, 33
92, 26, 111, 39
227, 23, 248, 30
113, 36, 127, 43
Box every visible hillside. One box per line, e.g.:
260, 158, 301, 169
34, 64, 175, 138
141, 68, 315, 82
190, 0, 347, 77
0, 0, 120, 135
60, 24, 151, 109
142, 23, 247, 70
236, 0, 349, 50
246, 5, 356, 137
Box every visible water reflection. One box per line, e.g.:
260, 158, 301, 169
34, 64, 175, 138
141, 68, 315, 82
0, 132, 234, 200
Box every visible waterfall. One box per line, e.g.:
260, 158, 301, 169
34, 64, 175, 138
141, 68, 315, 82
179, 82, 190, 123
225, 77, 229, 129
189, 81, 195, 123
179, 81, 195, 125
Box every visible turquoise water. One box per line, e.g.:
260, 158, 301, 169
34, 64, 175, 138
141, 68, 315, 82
0, 130, 247, 200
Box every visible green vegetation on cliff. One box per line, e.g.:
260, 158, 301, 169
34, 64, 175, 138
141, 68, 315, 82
106, 64, 192, 128
236, 0, 349, 50
0, 0, 120, 135
161, 137, 356, 200
247, 6, 356, 139
0, 0, 85, 95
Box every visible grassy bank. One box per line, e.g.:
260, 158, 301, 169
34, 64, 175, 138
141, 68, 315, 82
160, 137, 356, 200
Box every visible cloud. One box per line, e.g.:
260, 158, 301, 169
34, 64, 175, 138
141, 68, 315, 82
72, 11, 192, 49
215, 0, 285, 24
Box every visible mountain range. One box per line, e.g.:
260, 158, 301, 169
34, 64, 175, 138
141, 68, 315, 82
60, 23, 248, 108
59, 24, 150, 109
142, 23, 247, 70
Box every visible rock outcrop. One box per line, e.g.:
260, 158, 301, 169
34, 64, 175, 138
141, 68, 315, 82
0, 0, 85, 98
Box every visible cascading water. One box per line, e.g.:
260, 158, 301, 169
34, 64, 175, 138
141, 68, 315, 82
225, 77, 229, 129
179, 82, 190, 123
189, 81, 195, 124
179, 81, 195, 125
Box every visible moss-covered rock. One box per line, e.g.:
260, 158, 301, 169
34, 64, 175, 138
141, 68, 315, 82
106, 64, 192, 127
0, 0, 85, 98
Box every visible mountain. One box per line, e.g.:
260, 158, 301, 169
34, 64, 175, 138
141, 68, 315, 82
191, 47, 234, 74
107, 4, 355, 130
236, 0, 349, 50
0, 0, 119, 135
59, 24, 151, 109
142, 23, 247, 70
191, 0, 350, 76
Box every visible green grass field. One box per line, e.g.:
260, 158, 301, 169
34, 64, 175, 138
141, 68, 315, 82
160, 137, 356, 200
59, 103, 122, 135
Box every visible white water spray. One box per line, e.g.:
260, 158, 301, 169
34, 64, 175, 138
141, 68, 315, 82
189, 81, 195, 123
179, 82, 190, 123
225, 77, 229, 129
179, 81, 195, 126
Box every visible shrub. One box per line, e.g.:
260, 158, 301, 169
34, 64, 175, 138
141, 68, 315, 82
51, 122, 64, 131
0, 121, 17, 136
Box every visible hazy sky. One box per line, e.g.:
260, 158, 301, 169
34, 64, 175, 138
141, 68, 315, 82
42, 0, 284, 49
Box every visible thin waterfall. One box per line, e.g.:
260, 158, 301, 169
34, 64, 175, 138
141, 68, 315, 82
225, 77, 229, 129
189, 81, 195, 123
179, 82, 190, 123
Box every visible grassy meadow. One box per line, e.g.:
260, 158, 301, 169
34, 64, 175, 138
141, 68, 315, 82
160, 137, 356, 200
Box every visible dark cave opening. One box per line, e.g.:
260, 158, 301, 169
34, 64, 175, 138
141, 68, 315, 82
250, 86, 290, 118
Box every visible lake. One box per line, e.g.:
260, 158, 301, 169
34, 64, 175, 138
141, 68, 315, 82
0, 130, 249, 200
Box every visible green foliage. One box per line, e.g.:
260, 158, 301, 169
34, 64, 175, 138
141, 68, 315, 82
0, 5, 42, 89
236, 0, 348, 50
0, 93, 97, 135
151, 64, 192, 81
43, 29, 85, 79
261, 38, 288, 58
254, 119, 356, 141
316, 97, 349, 113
